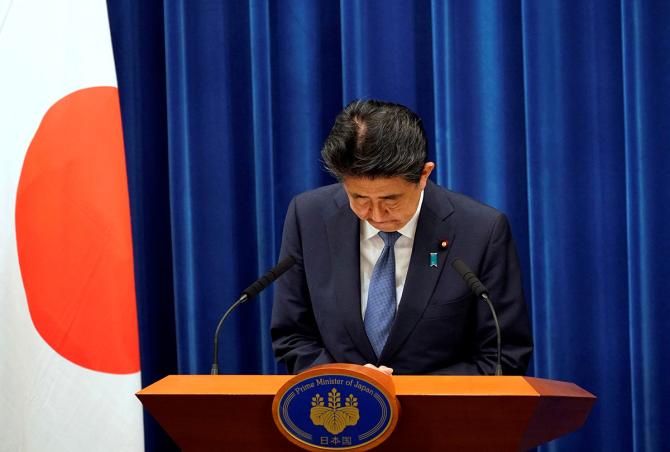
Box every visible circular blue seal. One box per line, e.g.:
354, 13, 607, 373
276, 373, 394, 449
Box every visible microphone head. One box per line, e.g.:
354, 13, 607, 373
242, 255, 297, 299
274, 255, 297, 275
451, 258, 472, 279
451, 258, 488, 298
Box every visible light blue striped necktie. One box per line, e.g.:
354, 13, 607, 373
364, 231, 401, 359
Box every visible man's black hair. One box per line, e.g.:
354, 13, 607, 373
321, 99, 428, 183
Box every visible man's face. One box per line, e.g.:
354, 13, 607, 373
342, 163, 435, 232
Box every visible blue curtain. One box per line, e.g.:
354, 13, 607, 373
107, 1, 670, 451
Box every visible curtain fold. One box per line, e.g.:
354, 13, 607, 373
522, 2, 633, 449
621, 2, 670, 450
107, 1, 670, 451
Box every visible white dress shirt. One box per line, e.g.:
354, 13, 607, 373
359, 191, 424, 319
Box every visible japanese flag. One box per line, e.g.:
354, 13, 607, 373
0, 0, 144, 450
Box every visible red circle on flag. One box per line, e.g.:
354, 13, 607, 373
15, 87, 140, 374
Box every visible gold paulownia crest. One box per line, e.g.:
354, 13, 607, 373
310, 388, 360, 434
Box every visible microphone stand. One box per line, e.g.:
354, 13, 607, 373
210, 294, 248, 375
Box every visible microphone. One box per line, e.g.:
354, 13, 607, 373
211, 256, 297, 375
451, 258, 503, 376
241, 256, 296, 299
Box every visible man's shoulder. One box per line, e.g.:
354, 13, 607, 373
427, 181, 502, 221
295, 183, 342, 200
292, 183, 345, 211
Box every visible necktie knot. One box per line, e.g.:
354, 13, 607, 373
378, 231, 401, 247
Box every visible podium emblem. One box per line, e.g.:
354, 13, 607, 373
273, 364, 399, 450
310, 388, 360, 434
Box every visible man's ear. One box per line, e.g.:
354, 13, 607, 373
419, 162, 435, 188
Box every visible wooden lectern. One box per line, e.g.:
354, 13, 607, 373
137, 374, 595, 451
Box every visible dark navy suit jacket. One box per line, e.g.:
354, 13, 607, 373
271, 180, 532, 375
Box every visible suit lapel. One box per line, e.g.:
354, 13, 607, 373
380, 181, 456, 362
325, 187, 377, 363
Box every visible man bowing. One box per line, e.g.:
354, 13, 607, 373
271, 99, 532, 375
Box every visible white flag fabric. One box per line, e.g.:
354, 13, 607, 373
0, 1, 144, 451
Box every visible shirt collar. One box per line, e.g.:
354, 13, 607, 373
361, 190, 424, 241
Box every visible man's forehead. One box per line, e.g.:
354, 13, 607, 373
342, 176, 416, 197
